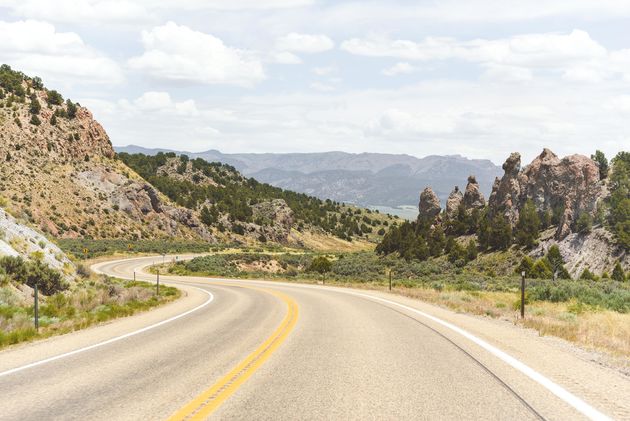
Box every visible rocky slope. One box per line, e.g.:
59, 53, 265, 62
0, 66, 213, 242
488, 149, 605, 239
417, 148, 627, 276
0, 206, 73, 274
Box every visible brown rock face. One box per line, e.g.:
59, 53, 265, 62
446, 186, 463, 219
489, 149, 603, 239
249, 199, 295, 243
419, 187, 441, 221
462, 175, 486, 210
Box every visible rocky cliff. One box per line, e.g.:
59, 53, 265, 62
488, 149, 605, 239
0, 67, 214, 242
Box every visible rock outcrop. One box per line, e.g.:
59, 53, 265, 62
0, 207, 74, 275
249, 199, 295, 243
419, 187, 441, 221
445, 186, 463, 219
462, 175, 486, 211
488, 149, 604, 239
0, 75, 215, 241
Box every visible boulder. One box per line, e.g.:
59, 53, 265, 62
462, 175, 486, 210
445, 186, 463, 219
419, 187, 441, 221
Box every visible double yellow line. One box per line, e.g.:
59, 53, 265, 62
168, 286, 299, 420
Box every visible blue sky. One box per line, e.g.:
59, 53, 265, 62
1, 0, 629, 164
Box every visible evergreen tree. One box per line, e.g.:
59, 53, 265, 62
428, 225, 446, 257
580, 268, 595, 280
489, 213, 512, 250
515, 200, 540, 248
516, 256, 535, 277
612, 262, 626, 282
29, 94, 40, 115
466, 239, 478, 261
591, 150, 609, 180
575, 212, 593, 234
530, 258, 553, 279
546, 245, 571, 279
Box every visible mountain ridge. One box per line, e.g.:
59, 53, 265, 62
115, 145, 503, 210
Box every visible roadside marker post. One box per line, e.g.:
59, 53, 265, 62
133, 271, 136, 282
34, 283, 39, 332
389, 270, 392, 291
156, 270, 160, 297
521, 271, 526, 319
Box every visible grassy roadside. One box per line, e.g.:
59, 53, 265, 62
0, 276, 179, 349
151, 251, 630, 367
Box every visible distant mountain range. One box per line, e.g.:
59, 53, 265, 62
116, 145, 502, 217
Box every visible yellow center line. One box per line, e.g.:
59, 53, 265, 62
167, 284, 299, 421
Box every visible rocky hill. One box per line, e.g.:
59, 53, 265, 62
383, 148, 628, 278
115, 145, 502, 211
119, 152, 396, 249
0, 65, 213, 242
1, 65, 395, 250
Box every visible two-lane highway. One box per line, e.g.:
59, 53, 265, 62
0, 256, 626, 420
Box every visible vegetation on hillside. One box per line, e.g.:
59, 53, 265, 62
0, 64, 79, 125
376, 150, 629, 278
119, 152, 394, 241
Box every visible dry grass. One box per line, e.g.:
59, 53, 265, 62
288, 229, 375, 252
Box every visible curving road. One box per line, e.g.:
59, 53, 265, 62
0, 256, 627, 420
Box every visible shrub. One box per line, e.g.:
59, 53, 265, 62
575, 212, 593, 234
308, 256, 332, 274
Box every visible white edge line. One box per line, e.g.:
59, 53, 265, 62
0, 262, 214, 379
343, 290, 613, 421
207, 277, 613, 421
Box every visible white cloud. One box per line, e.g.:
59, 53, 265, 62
128, 22, 265, 86
342, 30, 629, 83
0, 20, 123, 85
275, 32, 334, 53
366, 108, 456, 137
481, 64, 533, 82
271, 51, 302, 64
382, 62, 417, 76
148, 0, 313, 11
133, 91, 199, 116
0, 0, 152, 24
312, 66, 336, 76
310, 82, 335, 92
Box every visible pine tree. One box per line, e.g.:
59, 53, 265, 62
612, 262, 626, 282
591, 150, 609, 180
515, 200, 540, 248
466, 239, 478, 261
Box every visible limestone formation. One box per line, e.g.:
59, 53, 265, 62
419, 187, 441, 221
445, 186, 463, 219
488, 149, 604, 239
462, 175, 486, 210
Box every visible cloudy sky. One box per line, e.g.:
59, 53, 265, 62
1, 0, 629, 164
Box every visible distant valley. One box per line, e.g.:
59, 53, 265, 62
116, 146, 502, 218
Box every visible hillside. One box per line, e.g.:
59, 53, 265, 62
0, 65, 214, 243
377, 149, 629, 278
118, 152, 397, 249
1, 65, 397, 250
115, 146, 502, 211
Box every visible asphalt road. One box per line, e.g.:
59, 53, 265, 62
0, 256, 624, 420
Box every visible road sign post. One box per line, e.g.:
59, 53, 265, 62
389, 270, 392, 291
34, 283, 39, 332
133, 271, 136, 282
156, 270, 160, 297
521, 271, 526, 319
